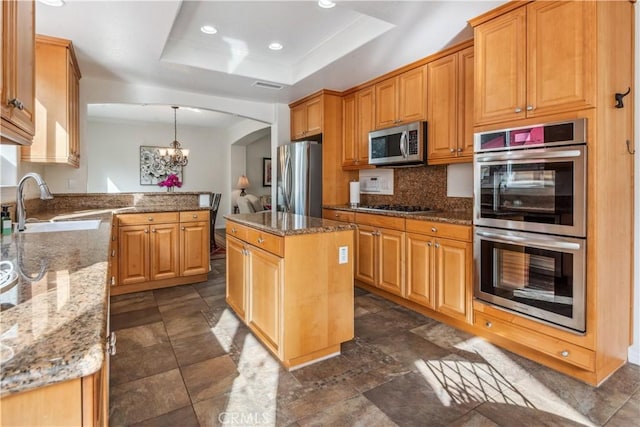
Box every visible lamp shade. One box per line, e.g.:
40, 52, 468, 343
237, 175, 250, 189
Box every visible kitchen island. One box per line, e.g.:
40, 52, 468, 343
225, 211, 356, 369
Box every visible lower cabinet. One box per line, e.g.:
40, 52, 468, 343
111, 210, 209, 295
225, 220, 354, 369
355, 224, 405, 297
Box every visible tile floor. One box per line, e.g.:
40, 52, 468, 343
109, 258, 640, 426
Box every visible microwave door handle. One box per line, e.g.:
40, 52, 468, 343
476, 149, 583, 163
476, 230, 582, 251
400, 131, 408, 158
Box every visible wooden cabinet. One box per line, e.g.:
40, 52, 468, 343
355, 213, 405, 297
112, 210, 209, 295
291, 94, 322, 139
342, 86, 374, 168
374, 66, 426, 130
225, 219, 354, 369
426, 46, 474, 165
0, 0, 35, 145
21, 35, 81, 166
472, 1, 595, 126
405, 219, 472, 323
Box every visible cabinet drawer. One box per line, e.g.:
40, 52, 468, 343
406, 219, 471, 241
246, 228, 284, 257
118, 212, 179, 225
323, 209, 355, 223
474, 311, 595, 371
355, 212, 405, 230
180, 210, 210, 222
226, 222, 248, 241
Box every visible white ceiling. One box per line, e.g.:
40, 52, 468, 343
36, 0, 506, 126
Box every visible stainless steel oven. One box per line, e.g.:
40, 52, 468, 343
474, 144, 586, 237
474, 227, 586, 332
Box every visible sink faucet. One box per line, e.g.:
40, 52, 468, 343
16, 173, 53, 232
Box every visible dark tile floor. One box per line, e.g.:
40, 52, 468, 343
109, 258, 640, 426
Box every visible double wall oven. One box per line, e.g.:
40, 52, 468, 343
473, 119, 587, 333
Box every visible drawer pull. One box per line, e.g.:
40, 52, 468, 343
257, 237, 265, 244
231, 227, 237, 234
561, 350, 570, 358
431, 227, 437, 233
485, 321, 492, 328
192, 214, 198, 218
148, 217, 153, 221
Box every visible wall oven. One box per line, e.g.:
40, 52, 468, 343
473, 118, 587, 333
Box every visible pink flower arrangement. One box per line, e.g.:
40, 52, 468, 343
158, 173, 182, 188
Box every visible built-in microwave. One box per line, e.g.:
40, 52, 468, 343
368, 121, 427, 166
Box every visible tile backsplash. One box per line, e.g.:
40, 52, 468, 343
360, 165, 472, 211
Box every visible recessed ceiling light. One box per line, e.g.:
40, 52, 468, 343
318, 0, 336, 9
38, 0, 65, 6
268, 42, 283, 51
200, 25, 218, 35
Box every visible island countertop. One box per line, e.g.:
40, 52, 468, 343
224, 211, 356, 236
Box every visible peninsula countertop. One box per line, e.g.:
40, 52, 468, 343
225, 211, 356, 236
323, 205, 473, 226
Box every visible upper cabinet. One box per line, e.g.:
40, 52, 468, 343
473, 1, 595, 126
1, 0, 35, 145
21, 35, 81, 167
374, 66, 426, 130
290, 95, 322, 140
427, 46, 474, 165
341, 86, 374, 169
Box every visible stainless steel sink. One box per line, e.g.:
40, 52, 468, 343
20, 219, 101, 234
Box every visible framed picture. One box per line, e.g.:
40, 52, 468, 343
262, 157, 272, 187
140, 145, 183, 185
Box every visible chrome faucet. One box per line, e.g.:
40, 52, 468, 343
16, 173, 53, 232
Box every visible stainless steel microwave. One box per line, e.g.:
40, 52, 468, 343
368, 121, 427, 166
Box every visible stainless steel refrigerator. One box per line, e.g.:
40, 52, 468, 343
276, 141, 323, 217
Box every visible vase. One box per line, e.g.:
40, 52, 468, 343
167, 187, 174, 193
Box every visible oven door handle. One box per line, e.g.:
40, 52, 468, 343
476, 230, 582, 251
476, 149, 582, 163
400, 131, 408, 158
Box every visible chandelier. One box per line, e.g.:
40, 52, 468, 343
158, 106, 189, 167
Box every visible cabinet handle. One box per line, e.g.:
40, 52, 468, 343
107, 332, 117, 356
147, 217, 153, 221
7, 98, 24, 110
144, 229, 149, 234
231, 227, 237, 234
181, 226, 185, 230
427, 242, 432, 247
560, 350, 570, 358
112, 235, 116, 241
192, 214, 198, 218
485, 321, 492, 328
457, 148, 463, 153
526, 105, 534, 111
431, 227, 437, 233
435, 243, 440, 248
111, 250, 116, 257
514, 107, 522, 113
257, 237, 265, 244
450, 148, 455, 153
110, 277, 115, 286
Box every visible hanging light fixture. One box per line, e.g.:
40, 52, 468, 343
159, 106, 189, 167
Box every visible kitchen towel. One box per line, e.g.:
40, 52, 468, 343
350, 181, 360, 207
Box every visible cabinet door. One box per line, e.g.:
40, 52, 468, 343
248, 247, 282, 353
458, 47, 475, 158
398, 66, 426, 124
435, 238, 471, 322
406, 233, 435, 309
526, 1, 595, 117
474, 6, 526, 125
119, 225, 149, 285
226, 236, 246, 319
427, 55, 458, 162
356, 87, 374, 165
290, 103, 306, 140
305, 96, 323, 136
180, 220, 209, 276
377, 227, 405, 296
149, 223, 179, 281
1, 0, 35, 140
355, 225, 376, 285
341, 93, 357, 166
374, 77, 398, 129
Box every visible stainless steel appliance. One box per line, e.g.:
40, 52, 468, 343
276, 141, 322, 217
368, 121, 427, 166
473, 118, 587, 333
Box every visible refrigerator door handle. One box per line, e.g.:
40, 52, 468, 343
282, 150, 293, 212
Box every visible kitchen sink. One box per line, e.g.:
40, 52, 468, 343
20, 219, 101, 234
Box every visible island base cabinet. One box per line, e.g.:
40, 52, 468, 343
226, 220, 354, 369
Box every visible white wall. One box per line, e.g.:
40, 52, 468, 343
245, 135, 271, 198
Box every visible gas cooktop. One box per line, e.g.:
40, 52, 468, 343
357, 204, 435, 214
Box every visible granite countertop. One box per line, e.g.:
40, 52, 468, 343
0, 215, 111, 397
225, 211, 356, 236
324, 205, 473, 226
